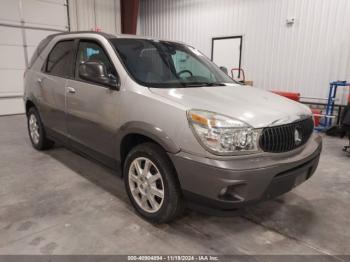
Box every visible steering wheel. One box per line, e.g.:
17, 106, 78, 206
177, 70, 193, 77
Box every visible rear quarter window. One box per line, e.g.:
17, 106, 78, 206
28, 37, 52, 69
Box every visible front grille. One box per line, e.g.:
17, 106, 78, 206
259, 117, 314, 153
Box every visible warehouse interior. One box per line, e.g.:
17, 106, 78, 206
0, 0, 349, 259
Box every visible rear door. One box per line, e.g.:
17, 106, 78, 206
37, 39, 75, 136
66, 39, 120, 161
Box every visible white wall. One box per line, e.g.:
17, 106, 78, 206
68, 0, 121, 35
0, 0, 121, 115
0, 0, 68, 115
139, 0, 350, 104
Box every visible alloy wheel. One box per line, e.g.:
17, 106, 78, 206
29, 114, 40, 145
128, 157, 165, 213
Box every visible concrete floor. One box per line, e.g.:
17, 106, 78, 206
0, 115, 349, 257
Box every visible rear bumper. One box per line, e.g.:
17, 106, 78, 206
169, 134, 322, 210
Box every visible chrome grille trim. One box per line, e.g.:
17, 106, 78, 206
259, 117, 314, 153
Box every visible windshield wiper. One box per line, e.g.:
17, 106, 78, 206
180, 82, 226, 87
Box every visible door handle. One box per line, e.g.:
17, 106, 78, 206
37, 77, 48, 86
67, 87, 76, 94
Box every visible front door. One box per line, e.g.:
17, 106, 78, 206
66, 39, 120, 161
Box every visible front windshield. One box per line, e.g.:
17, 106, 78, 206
110, 38, 236, 88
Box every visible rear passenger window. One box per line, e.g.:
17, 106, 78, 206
45, 40, 74, 78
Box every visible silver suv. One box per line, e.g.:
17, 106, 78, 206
24, 32, 322, 223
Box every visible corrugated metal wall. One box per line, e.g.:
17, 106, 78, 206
139, 0, 350, 104
68, 0, 121, 35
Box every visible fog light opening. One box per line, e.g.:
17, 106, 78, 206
218, 185, 245, 202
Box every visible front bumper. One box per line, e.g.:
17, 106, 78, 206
169, 134, 322, 210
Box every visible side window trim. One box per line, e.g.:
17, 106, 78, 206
71, 38, 79, 80
42, 39, 75, 79
74, 38, 120, 89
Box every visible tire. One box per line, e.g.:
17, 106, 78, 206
124, 142, 184, 223
27, 107, 54, 150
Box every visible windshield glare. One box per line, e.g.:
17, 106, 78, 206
110, 38, 236, 88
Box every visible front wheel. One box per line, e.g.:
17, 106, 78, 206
124, 143, 184, 223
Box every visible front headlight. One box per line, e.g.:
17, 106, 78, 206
187, 109, 262, 155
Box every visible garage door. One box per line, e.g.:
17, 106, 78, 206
0, 0, 68, 116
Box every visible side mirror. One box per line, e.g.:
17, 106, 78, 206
79, 61, 119, 90
219, 66, 228, 75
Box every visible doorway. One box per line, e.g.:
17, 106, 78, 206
211, 36, 242, 78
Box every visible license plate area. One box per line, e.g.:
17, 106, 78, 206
263, 165, 313, 200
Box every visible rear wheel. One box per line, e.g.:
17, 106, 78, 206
27, 107, 54, 150
124, 142, 184, 223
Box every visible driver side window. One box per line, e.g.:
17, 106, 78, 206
76, 40, 117, 83
171, 50, 214, 80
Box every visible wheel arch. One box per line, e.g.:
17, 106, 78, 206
25, 100, 36, 115
116, 121, 181, 168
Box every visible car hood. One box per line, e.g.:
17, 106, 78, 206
149, 84, 312, 128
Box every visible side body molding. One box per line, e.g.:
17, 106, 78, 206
115, 121, 181, 162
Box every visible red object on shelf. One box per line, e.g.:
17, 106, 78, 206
311, 109, 321, 127
271, 90, 320, 127
271, 91, 301, 102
